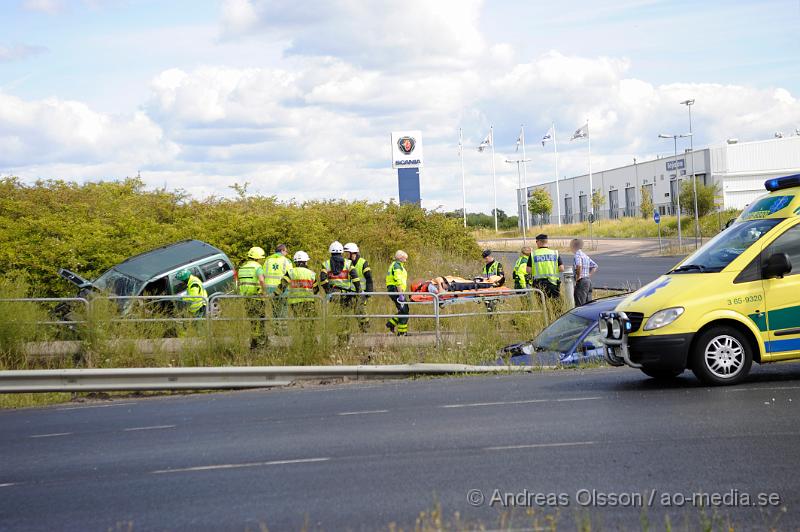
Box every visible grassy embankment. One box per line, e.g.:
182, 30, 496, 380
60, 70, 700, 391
473, 210, 740, 243
0, 178, 569, 407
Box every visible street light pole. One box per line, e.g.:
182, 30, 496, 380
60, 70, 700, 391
681, 99, 699, 248
659, 132, 692, 251
506, 157, 532, 245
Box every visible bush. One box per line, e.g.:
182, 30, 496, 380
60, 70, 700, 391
0, 177, 479, 297
679, 179, 720, 217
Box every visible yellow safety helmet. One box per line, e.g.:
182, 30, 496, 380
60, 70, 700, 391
247, 246, 266, 260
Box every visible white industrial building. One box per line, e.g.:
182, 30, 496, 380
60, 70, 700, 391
518, 135, 800, 225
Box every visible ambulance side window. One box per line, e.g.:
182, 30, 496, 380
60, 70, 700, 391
763, 225, 800, 277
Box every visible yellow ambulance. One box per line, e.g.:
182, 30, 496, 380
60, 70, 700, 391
599, 174, 800, 385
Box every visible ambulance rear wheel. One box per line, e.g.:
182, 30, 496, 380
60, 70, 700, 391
691, 326, 752, 386
640, 366, 683, 380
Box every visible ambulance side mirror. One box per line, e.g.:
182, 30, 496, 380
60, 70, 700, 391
763, 252, 792, 279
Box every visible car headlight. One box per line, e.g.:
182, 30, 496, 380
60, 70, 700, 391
598, 320, 609, 338
610, 318, 622, 339
643, 307, 685, 331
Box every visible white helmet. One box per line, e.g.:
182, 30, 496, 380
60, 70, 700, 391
343, 242, 359, 253
329, 241, 344, 254
293, 251, 310, 263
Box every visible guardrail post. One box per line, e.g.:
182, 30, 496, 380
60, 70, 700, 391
433, 293, 441, 349
562, 268, 575, 310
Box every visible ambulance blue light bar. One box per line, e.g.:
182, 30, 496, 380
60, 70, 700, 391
765, 174, 800, 192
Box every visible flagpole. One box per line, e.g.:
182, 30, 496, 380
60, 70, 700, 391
553, 122, 561, 226
520, 124, 529, 232
587, 118, 594, 218
459, 127, 467, 228
490, 125, 498, 233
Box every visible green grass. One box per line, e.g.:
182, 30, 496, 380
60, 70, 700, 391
473, 210, 740, 242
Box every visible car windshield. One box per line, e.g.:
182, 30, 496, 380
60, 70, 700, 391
93, 268, 144, 297
670, 218, 782, 274
533, 311, 592, 353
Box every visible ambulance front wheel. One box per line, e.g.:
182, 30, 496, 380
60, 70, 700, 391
690, 326, 753, 386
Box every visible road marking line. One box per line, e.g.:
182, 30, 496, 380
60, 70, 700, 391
29, 432, 72, 438
151, 457, 330, 474
0, 483, 18, 488
338, 410, 389, 416
727, 386, 800, 393
123, 425, 176, 432
441, 396, 601, 408
485, 441, 597, 451
57, 402, 137, 411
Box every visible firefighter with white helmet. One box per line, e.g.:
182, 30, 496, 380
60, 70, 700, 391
343, 242, 373, 332
276, 250, 319, 348
320, 241, 361, 341
319, 241, 360, 294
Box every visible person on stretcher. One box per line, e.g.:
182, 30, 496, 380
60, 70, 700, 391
411, 275, 504, 295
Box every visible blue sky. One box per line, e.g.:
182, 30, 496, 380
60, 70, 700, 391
1, 0, 798, 213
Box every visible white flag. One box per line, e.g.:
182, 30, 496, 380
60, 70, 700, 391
571, 123, 589, 141
515, 127, 524, 152
541, 126, 553, 147
476, 131, 492, 152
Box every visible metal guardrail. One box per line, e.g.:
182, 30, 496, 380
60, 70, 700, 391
0, 364, 541, 393
1, 288, 549, 353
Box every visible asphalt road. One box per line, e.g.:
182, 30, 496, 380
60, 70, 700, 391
496, 251, 682, 290
2, 366, 800, 531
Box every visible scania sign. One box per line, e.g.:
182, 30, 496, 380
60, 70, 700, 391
391, 131, 424, 169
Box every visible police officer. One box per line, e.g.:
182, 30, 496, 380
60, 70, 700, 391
385, 250, 409, 336
480, 250, 505, 285
344, 242, 373, 332
528, 234, 564, 299
513, 246, 532, 290
236, 246, 267, 295
176, 269, 207, 317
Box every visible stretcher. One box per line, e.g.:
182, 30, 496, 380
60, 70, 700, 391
409, 275, 515, 305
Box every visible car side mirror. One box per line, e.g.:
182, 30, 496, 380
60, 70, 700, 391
763, 252, 792, 279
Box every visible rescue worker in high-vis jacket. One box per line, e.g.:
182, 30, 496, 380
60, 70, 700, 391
528, 233, 564, 299
385, 250, 409, 336
277, 251, 319, 313
264, 244, 293, 294
265, 244, 294, 329
176, 268, 207, 317
513, 246, 532, 290
236, 246, 267, 295
319, 241, 361, 295
277, 251, 319, 348
343, 242, 373, 332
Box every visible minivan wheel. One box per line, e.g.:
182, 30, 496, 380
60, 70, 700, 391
691, 326, 752, 385
640, 366, 683, 380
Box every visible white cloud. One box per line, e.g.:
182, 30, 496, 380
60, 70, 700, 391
5, 1, 800, 214
0, 43, 47, 62
0, 91, 178, 169
20, 0, 64, 15
219, 0, 487, 69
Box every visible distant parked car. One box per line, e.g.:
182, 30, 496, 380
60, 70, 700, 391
59, 240, 235, 314
498, 296, 626, 366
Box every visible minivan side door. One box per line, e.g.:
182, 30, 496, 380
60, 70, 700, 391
760, 223, 800, 361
